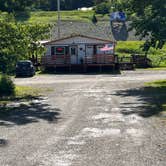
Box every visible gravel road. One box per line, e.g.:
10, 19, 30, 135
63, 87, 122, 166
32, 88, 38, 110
0, 70, 166, 166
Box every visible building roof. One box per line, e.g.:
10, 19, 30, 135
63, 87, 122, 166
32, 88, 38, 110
44, 34, 115, 46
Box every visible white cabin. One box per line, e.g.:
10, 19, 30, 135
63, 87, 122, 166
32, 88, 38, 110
42, 34, 116, 69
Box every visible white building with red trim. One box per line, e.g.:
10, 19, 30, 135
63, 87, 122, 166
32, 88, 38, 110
41, 34, 117, 71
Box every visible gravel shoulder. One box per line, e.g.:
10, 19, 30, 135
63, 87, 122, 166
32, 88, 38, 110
0, 70, 166, 166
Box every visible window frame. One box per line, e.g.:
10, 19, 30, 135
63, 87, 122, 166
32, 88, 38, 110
55, 46, 66, 55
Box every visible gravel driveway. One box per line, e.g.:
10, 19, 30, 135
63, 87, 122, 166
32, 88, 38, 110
0, 70, 166, 166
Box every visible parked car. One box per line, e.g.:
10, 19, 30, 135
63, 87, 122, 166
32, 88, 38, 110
16, 60, 35, 77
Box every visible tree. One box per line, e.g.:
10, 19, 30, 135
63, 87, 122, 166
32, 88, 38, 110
0, 74, 15, 97
91, 14, 98, 24
95, 2, 111, 15
0, 0, 97, 11
0, 17, 29, 73
0, 14, 50, 73
26, 24, 51, 64
124, 0, 166, 51
94, 0, 107, 5
0, 0, 33, 12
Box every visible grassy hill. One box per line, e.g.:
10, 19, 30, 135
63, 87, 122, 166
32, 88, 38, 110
116, 41, 166, 67
15, 10, 108, 23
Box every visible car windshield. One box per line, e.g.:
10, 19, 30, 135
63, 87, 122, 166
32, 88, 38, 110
17, 62, 31, 67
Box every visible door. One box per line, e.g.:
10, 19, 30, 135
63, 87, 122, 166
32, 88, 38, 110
70, 46, 77, 64
78, 44, 86, 64
86, 45, 94, 57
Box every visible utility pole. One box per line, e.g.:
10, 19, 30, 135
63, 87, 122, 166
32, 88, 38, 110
57, 0, 61, 38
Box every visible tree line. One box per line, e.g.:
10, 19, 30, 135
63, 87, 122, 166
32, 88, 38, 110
0, 0, 106, 12
124, 0, 166, 52
0, 13, 50, 73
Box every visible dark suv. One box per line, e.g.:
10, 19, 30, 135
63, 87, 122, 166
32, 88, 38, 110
16, 60, 35, 77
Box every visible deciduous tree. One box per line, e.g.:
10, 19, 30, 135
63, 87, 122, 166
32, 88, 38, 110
125, 0, 166, 51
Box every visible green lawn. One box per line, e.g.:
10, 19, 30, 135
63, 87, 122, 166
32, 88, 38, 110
116, 41, 166, 67
1, 10, 110, 23
145, 80, 166, 88
15, 86, 41, 98
0, 80, 52, 104
15, 10, 108, 23
0, 85, 41, 105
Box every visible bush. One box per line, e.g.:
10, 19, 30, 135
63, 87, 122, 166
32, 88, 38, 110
91, 14, 98, 24
95, 2, 110, 15
0, 75, 15, 97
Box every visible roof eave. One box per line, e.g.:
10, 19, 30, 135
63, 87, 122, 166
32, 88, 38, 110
43, 34, 116, 46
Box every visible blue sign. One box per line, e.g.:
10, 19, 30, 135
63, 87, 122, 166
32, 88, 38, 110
110, 12, 126, 22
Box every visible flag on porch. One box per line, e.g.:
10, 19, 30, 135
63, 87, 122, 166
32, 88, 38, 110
100, 44, 114, 51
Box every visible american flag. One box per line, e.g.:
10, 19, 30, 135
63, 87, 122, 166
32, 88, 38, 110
100, 44, 114, 51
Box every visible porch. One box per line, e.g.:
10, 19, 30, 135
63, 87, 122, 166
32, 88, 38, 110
41, 54, 118, 72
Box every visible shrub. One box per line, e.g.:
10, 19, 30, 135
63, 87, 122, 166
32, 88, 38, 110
91, 14, 98, 24
0, 75, 15, 97
95, 2, 110, 15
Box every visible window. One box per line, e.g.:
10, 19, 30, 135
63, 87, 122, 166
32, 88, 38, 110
86, 45, 93, 56
55, 47, 65, 55
97, 45, 105, 54
51, 46, 55, 55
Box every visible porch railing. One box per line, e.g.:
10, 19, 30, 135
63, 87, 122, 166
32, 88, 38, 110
41, 54, 115, 66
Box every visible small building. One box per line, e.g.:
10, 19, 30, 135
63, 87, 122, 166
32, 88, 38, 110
41, 34, 117, 72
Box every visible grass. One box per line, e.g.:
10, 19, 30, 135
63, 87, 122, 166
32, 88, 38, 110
116, 41, 144, 56
0, 84, 59, 124
14, 10, 108, 23
140, 67, 166, 71
0, 85, 51, 105
145, 80, 166, 88
0, 74, 39, 101
15, 86, 41, 98
116, 41, 166, 67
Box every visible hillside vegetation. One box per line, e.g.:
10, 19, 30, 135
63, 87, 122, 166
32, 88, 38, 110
116, 41, 166, 67
15, 10, 109, 23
